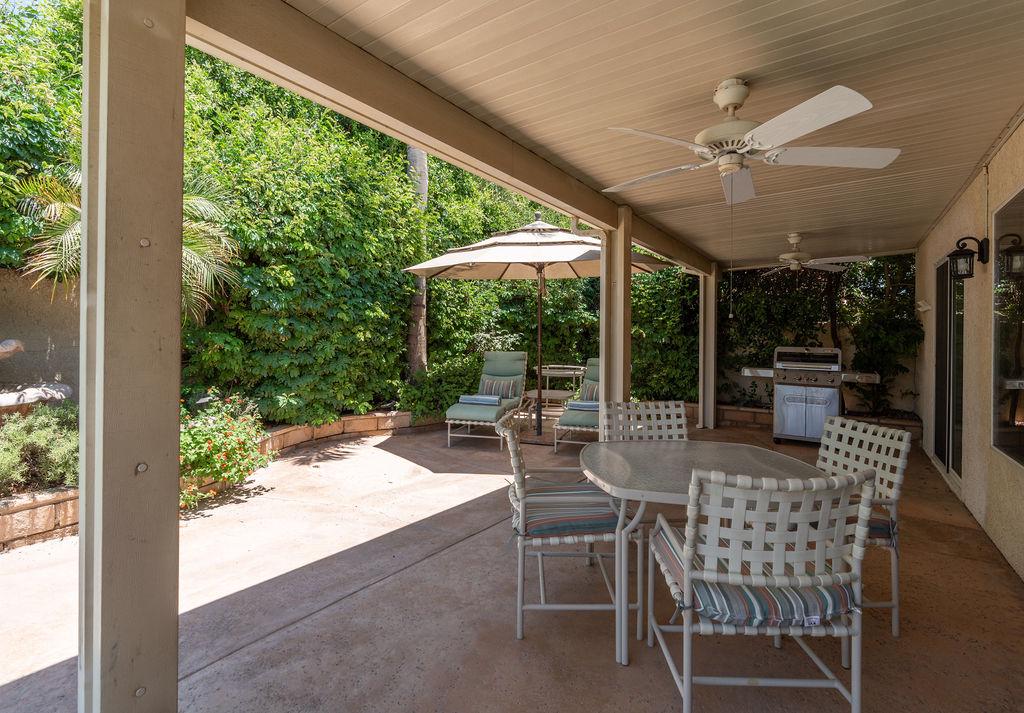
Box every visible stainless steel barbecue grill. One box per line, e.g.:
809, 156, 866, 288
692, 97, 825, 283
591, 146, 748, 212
742, 347, 879, 444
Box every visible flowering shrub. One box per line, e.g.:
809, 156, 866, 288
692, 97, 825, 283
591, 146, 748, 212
179, 391, 273, 509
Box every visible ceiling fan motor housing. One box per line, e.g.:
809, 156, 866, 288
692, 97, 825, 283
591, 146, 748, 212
712, 78, 749, 112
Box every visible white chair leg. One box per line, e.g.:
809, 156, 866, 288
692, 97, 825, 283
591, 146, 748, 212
851, 614, 863, 713
516, 539, 525, 640
647, 542, 656, 647
636, 531, 644, 641
773, 634, 782, 649
890, 545, 900, 638
553, 429, 559, 453
447, 422, 451, 448
682, 608, 694, 713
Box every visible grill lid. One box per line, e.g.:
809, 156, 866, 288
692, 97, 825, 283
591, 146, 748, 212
773, 346, 842, 371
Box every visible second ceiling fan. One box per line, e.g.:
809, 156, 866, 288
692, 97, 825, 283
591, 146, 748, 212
602, 78, 900, 204
764, 233, 868, 274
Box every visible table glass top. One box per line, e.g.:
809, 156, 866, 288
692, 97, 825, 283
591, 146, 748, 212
579, 440, 823, 504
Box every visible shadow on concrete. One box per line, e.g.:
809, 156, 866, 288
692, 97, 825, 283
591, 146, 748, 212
371, 425, 580, 475
179, 481, 275, 521
0, 483, 512, 713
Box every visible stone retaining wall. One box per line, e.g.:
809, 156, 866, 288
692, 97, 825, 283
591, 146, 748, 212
0, 488, 78, 552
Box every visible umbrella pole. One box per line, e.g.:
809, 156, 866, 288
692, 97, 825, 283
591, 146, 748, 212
535, 267, 544, 436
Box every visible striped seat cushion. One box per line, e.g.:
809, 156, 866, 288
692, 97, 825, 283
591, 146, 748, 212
508, 481, 614, 536
523, 503, 619, 537
523, 481, 606, 499
651, 526, 857, 627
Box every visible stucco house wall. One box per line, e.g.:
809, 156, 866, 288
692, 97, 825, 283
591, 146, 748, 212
916, 120, 1024, 579
0, 269, 78, 396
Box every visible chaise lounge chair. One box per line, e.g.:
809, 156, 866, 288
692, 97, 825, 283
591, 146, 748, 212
552, 357, 599, 452
446, 351, 527, 448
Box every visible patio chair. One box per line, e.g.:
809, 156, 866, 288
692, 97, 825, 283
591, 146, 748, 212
816, 416, 912, 638
495, 412, 644, 647
446, 351, 527, 449
552, 358, 600, 452
602, 400, 689, 441
648, 467, 876, 713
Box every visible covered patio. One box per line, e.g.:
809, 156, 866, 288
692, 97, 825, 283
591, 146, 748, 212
3, 425, 1023, 712
6, 422, 1024, 711
53, 0, 1024, 710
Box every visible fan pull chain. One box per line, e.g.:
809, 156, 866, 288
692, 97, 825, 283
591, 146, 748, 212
729, 172, 735, 319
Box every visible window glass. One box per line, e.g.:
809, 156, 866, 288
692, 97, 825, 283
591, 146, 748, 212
993, 191, 1024, 461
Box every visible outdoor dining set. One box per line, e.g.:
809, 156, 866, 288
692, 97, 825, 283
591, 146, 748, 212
447, 350, 911, 713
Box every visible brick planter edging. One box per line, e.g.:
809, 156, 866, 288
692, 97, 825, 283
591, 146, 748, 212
259, 410, 413, 453
0, 410, 416, 552
0, 488, 78, 552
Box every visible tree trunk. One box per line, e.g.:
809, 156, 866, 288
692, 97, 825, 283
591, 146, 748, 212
406, 145, 428, 377
826, 272, 842, 353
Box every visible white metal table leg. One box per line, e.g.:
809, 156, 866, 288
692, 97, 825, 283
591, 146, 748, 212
614, 497, 646, 665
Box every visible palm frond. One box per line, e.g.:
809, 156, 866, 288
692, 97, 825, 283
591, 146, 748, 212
182, 173, 232, 223
15, 169, 82, 222
181, 219, 241, 325
22, 203, 82, 288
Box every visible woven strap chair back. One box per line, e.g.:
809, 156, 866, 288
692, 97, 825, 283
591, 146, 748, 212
683, 469, 876, 588
601, 400, 688, 442
816, 417, 911, 501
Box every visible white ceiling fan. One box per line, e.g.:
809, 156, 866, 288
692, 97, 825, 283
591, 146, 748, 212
764, 233, 868, 274
602, 78, 900, 205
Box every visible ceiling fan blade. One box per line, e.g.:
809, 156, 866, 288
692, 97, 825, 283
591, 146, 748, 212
721, 167, 756, 205
766, 146, 900, 169
602, 163, 709, 193
609, 127, 710, 154
743, 86, 872, 151
806, 255, 868, 265
805, 262, 846, 272
762, 265, 789, 276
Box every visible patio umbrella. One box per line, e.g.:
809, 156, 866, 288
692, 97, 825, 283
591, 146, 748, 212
405, 212, 672, 435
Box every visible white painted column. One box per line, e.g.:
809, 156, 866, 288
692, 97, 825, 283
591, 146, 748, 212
600, 205, 632, 402
79, 1, 185, 711
697, 263, 719, 429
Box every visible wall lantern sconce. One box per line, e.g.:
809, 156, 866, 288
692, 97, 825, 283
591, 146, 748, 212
947, 235, 989, 280
999, 233, 1024, 279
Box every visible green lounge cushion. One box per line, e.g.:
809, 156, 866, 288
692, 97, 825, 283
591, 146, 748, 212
557, 406, 599, 428
446, 397, 520, 423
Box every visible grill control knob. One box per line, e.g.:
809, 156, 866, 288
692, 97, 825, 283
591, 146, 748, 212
808, 376, 817, 383
827, 376, 835, 384
793, 375, 802, 382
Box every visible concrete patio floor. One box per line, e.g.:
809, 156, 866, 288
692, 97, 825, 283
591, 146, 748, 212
1, 424, 1023, 712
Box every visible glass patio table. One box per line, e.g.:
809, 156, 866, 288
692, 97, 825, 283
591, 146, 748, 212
579, 440, 824, 665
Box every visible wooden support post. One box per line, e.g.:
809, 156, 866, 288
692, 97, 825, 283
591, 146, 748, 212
79, 1, 185, 710
600, 206, 632, 402
697, 263, 719, 429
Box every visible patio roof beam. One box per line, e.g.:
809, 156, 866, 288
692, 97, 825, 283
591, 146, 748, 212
183, 0, 712, 275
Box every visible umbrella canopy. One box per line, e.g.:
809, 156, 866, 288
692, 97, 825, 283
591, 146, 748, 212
406, 215, 669, 280
405, 213, 673, 435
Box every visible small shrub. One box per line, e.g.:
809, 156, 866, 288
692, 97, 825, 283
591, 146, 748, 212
179, 390, 273, 509
0, 403, 78, 496
398, 353, 484, 423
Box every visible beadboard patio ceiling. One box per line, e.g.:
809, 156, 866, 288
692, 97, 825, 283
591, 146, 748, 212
283, 0, 1024, 268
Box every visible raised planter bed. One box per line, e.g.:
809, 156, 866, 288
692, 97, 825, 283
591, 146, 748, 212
0, 488, 78, 552
260, 410, 413, 454
1, 409, 415, 552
